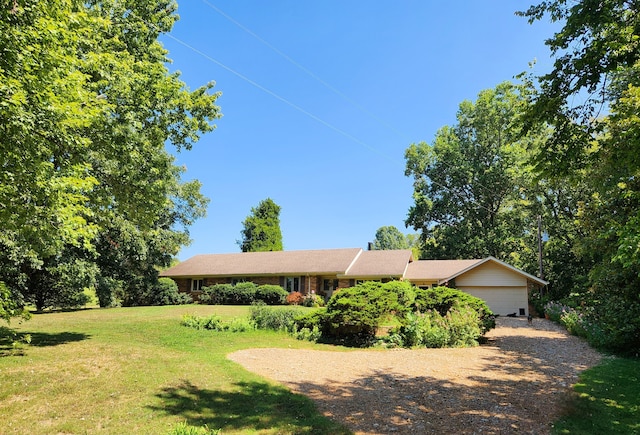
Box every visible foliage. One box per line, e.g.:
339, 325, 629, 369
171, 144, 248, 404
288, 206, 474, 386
168, 422, 221, 435
301, 294, 325, 307
405, 82, 540, 264
200, 283, 287, 306
292, 308, 327, 333
323, 281, 413, 343
518, 0, 640, 354
0, 282, 29, 323
285, 291, 304, 305
552, 357, 640, 434
0, 0, 219, 312
414, 286, 495, 333
249, 304, 306, 332
255, 285, 288, 305
149, 278, 193, 306
181, 314, 253, 332
237, 198, 283, 252
372, 226, 411, 250
392, 302, 483, 348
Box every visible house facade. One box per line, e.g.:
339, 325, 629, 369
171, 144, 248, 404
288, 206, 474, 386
160, 248, 547, 316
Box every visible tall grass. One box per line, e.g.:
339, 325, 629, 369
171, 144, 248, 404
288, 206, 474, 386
0, 305, 349, 435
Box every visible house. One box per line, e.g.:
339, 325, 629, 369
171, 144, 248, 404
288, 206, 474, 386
160, 248, 547, 316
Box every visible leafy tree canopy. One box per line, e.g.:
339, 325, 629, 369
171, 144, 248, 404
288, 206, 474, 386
238, 198, 284, 252
0, 1, 220, 311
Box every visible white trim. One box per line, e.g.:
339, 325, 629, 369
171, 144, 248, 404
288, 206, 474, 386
342, 248, 364, 276
438, 256, 548, 286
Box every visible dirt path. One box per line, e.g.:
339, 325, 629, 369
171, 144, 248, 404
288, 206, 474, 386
228, 317, 602, 434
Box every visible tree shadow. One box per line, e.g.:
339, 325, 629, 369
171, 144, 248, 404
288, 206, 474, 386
149, 379, 351, 434
0, 327, 90, 357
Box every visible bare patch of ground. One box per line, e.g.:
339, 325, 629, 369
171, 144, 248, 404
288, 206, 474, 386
228, 317, 602, 434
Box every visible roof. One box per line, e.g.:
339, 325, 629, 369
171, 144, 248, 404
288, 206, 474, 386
161, 249, 548, 287
404, 259, 482, 281
161, 248, 362, 277
404, 256, 548, 286
342, 249, 413, 278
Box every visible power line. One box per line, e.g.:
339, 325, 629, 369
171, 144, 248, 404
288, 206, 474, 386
201, 0, 411, 144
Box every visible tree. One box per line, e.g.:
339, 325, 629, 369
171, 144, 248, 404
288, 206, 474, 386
0, 1, 220, 309
405, 82, 539, 265
372, 226, 409, 250
238, 198, 284, 252
521, 0, 640, 353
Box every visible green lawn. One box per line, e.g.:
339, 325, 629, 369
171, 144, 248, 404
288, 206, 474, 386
0, 305, 350, 435
553, 357, 640, 434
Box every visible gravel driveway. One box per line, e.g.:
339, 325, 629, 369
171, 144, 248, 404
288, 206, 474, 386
228, 317, 602, 434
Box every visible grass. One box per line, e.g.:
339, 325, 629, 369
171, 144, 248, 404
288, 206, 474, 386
553, 357, 640, 434
0, 305, 350, 435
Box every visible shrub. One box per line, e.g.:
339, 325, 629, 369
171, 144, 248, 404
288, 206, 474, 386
181, 314, 224, 331
323, 281, 409, 343
544, 300, 569, 322
293, 308, 327, 332
150, 278, 192, 306
169, 422, 221, 435
255, 285, 288, 305
286, 291, 304, 305
302, 294, 325, 307
414, 286, 495, 333
200, 283, 258, 305
250, 303, 305, 332
293, 326, 322, 342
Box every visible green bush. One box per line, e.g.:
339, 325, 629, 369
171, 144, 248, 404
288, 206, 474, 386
255, 285, 288, 305
293, 308, 327, 332
323, 281, 410, 343
414, 286, 495, 333
393, 303, 482, 348
150, 278, 192, 306
200, 283, 258, 305
168, 422, 221, 435
302, 294, 325, 307
249, 303, 305, 332
181, 314, 225, 331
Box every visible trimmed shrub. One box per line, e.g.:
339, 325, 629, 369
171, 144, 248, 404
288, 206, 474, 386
286, 291, 304, 305
414, 286, 495, 333
293, 308, 327, 332
150, 278, 192, 306
255, 285, 288, 305
323, 281, 410, 344
200, 282, 257, 305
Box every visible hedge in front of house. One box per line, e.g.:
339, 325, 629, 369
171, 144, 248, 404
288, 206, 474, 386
199, 282, 288, 305
413, 286, 495, 333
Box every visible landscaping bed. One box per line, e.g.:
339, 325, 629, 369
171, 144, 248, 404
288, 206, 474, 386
229, 316, 603, 434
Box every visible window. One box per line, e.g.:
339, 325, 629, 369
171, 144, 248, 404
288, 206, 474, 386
284, 277, 300, 292
191, 279, 204, 292
322, 279, 339, 292
355, 279, 380, 285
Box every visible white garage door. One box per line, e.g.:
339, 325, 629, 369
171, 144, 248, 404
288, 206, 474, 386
458, 286, 528, 316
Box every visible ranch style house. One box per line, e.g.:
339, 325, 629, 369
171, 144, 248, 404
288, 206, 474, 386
160, 248, 548, 316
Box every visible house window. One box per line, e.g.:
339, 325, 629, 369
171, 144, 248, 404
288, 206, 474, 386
355, 279, 380, 285
322, 279, 339, 292
191, 279, 204, 292
284, 277, 300, 293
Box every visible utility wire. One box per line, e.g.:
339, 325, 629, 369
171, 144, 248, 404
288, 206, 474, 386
201, 0, 412, 144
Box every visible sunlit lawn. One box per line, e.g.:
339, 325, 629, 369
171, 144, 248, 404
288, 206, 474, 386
553, 357, 640, 434
0, 305, 350, 435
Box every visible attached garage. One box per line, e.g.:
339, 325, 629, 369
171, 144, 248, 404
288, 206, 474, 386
405, 256, 548, 317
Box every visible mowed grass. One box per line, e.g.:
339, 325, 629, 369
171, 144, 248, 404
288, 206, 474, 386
0, 305, 351, 435
553, 357, 640, 434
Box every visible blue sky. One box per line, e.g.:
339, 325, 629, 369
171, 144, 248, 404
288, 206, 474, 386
161, 1, 559, 260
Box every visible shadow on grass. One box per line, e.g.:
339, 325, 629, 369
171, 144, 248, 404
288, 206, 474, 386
0, 326, 90, 357
150, 379, 351, 435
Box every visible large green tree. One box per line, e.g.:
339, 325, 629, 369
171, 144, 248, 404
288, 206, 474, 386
238, 198, 284, 252
521, 0, 640, 352
0, 1, 220, 310
405, 82, 540, 266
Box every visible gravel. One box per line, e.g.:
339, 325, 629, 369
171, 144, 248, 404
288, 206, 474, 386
228, 317, 603, 434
